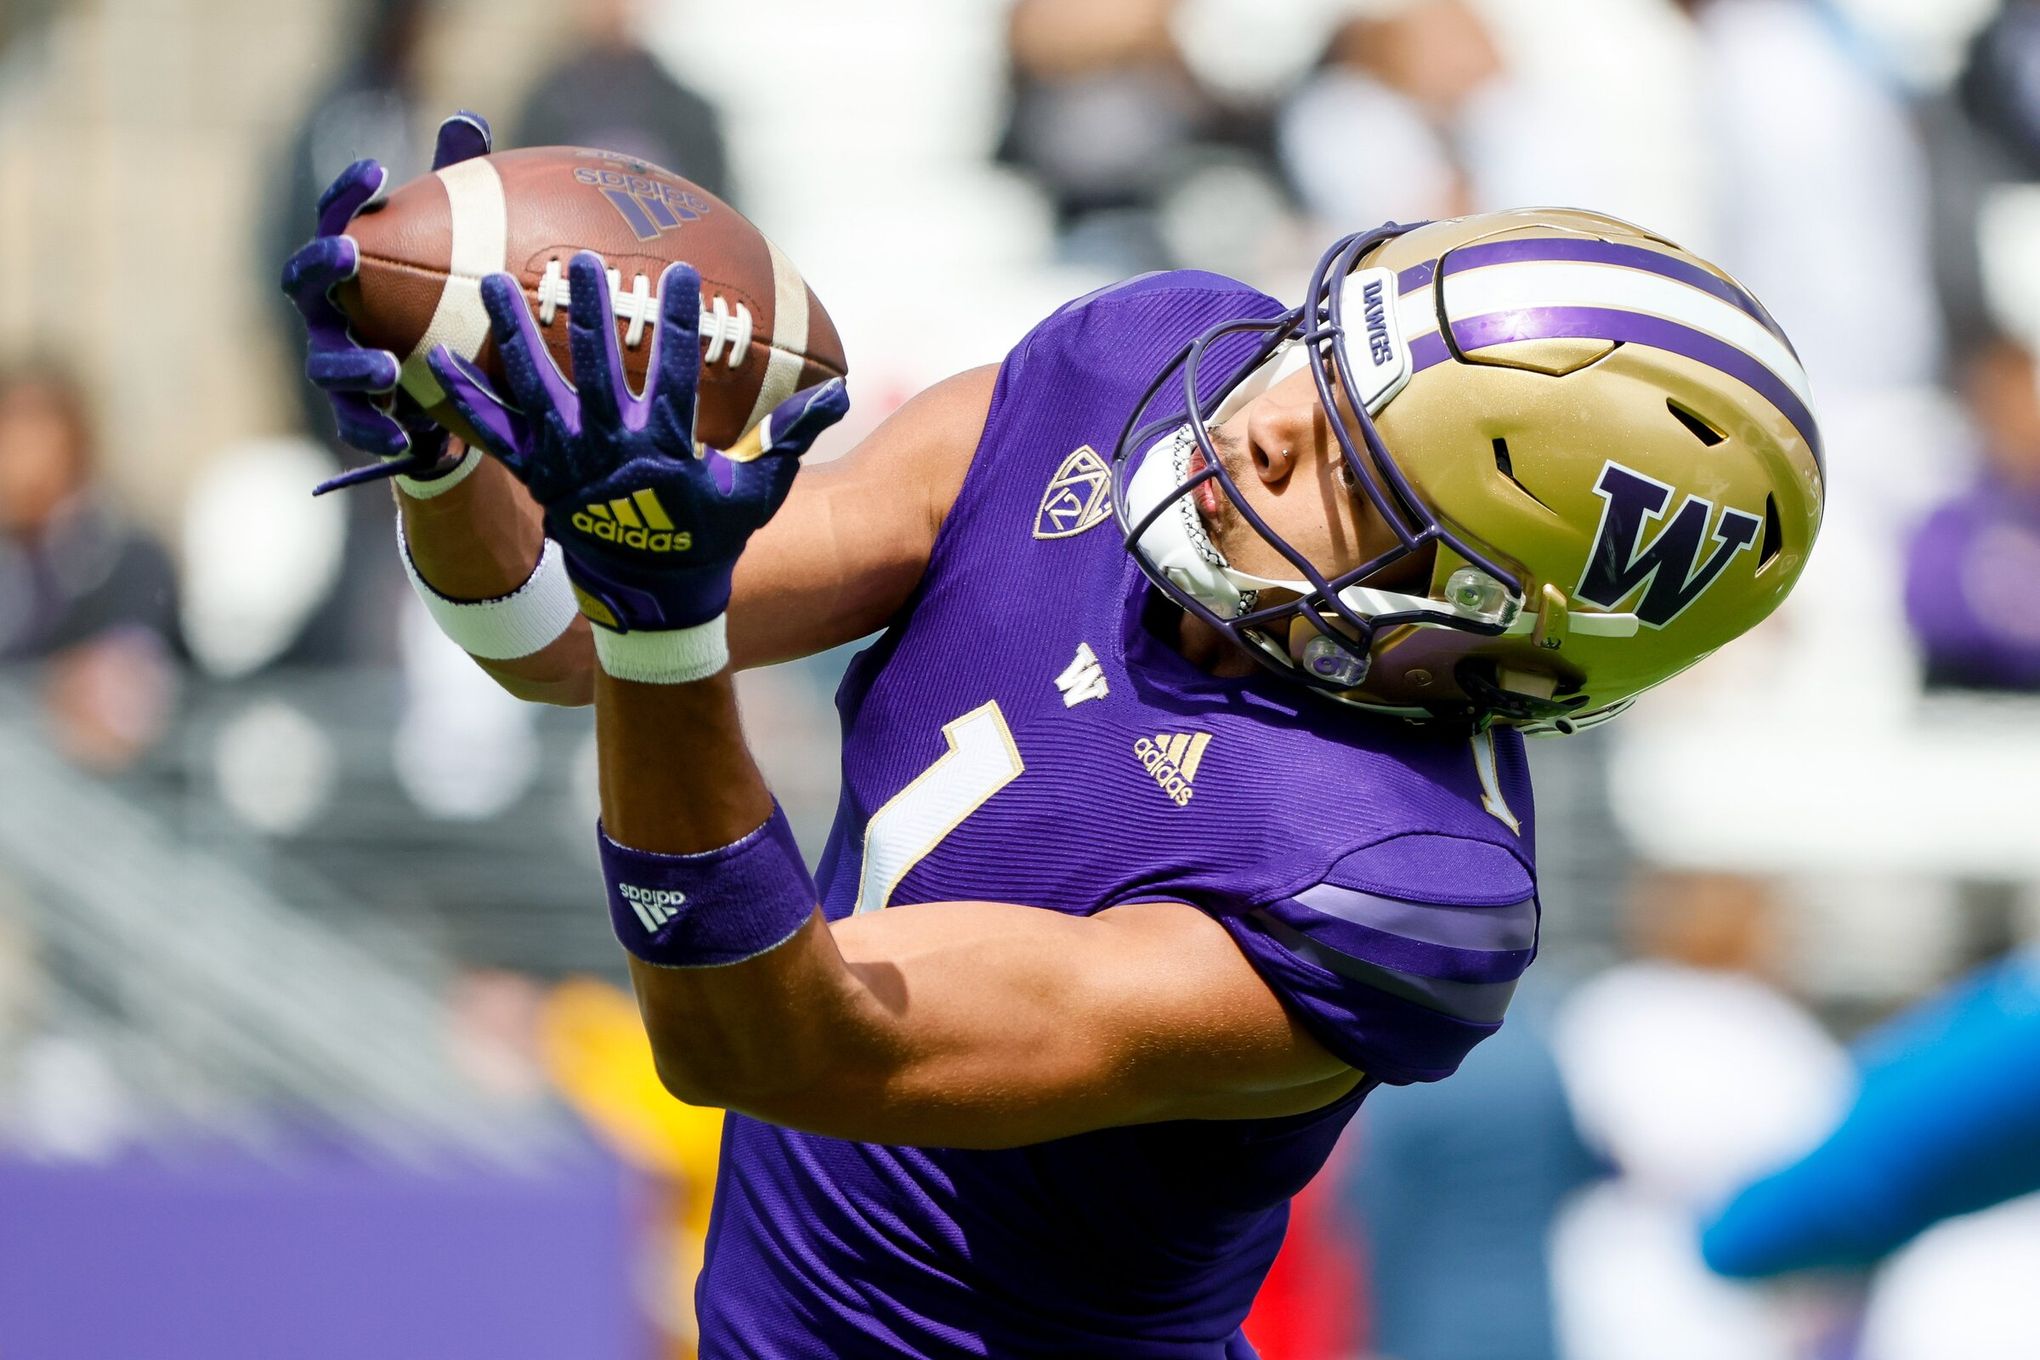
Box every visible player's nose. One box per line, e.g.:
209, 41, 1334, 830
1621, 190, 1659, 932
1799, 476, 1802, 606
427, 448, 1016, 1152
1240, 385, 1322, 489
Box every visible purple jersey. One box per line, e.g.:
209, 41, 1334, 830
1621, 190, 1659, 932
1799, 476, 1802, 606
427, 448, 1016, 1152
697, 272, 1540, 1357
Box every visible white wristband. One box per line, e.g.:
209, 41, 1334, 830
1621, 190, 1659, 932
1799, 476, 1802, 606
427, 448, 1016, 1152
591, 615, 729, 684
396, 514, 580, 660
393, 444, 483, 500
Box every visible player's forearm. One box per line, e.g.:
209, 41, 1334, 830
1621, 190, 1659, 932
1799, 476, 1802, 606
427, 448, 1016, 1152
597, 671, 772, 851
399, 447, 545, 595
400, 452, 597, 705
597, 670, 857, 1106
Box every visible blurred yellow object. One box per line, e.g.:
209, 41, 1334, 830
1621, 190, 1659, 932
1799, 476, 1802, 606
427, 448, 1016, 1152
538, 974, 725, 1179
539, 975, 724, 1358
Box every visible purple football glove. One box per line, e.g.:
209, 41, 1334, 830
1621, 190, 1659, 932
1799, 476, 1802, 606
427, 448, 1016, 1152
279, 111, 491, 495
427, 251, 848, 635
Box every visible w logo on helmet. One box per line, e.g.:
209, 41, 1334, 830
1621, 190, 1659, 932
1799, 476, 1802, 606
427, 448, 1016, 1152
1577, 462, 1761, 628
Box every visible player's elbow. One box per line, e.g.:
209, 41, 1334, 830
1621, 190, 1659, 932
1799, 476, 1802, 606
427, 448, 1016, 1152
645, 1005, 897, 1129
646, 1042, 866, 1120
646, 1049, 732, 1110
640, 995, 874, 1116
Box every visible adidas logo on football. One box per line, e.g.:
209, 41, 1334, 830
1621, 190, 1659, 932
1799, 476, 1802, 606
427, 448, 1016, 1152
1054, 642, 1109, 707
572, 489, 693, 552
1133, 731, 1211, 806
619, 883, 687, 933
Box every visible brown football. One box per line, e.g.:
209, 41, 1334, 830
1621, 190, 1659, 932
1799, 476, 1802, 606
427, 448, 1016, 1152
336, 146, 847, 450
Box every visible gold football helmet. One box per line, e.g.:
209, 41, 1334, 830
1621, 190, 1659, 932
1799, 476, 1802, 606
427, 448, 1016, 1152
1112, 209, 1825, 733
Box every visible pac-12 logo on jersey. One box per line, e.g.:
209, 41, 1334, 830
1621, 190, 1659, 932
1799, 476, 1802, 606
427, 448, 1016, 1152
1576, 462, 1761, 628
1034, 445, 1113, 539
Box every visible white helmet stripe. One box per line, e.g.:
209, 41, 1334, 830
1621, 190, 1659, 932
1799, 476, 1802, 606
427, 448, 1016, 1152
1441, 259, 1815, 413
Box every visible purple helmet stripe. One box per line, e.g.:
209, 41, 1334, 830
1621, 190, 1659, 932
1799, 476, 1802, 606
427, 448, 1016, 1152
1408, 329, 1451, 373
1450, 306, 1824, 472
1441, 237, 1797, 356
1396, 259, 1437, 295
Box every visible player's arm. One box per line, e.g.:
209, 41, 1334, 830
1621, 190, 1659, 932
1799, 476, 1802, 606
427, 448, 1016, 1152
601, 666, 1361, 1147
598, 676, 1522, 1146
396, 366, 990, 706
597, 677, 1533, 1146
421, 249, 1363, 1146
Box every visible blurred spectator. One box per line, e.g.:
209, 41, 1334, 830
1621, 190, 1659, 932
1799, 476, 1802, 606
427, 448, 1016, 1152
1550, 871, 1851, 1360
1279, 1, 1503, 229
1905, 335, 2040, 691
0, 901, 41, 1130
998, 0, 1284, 273
0, 363, 179, 770
512, 0, 731, 200
263, 0, 438, 666
0, 890, 133, 1160
266, 0, 438, 439
1340, 977, 1598, 1360
1960, 0, 2040, 180
1242, 1168, 1363, 1360
1704, 949, 2040, 1360
1673, 0, 1943, 398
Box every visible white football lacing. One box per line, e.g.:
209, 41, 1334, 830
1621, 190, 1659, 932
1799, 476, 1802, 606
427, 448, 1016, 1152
533, 258, 753, 366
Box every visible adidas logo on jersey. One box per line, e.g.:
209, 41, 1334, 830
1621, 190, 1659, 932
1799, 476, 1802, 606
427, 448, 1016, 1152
1133, 731, 1211, 806
619, 883, 687, 933
1054, 642, 1109, 707
572, 489, 693, 552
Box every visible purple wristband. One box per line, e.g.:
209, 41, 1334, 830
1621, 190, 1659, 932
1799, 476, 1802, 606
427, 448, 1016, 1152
599, 804, 816, 967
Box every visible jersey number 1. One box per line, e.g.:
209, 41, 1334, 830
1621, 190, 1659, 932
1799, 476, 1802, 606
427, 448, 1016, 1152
853, 701, 1025, 914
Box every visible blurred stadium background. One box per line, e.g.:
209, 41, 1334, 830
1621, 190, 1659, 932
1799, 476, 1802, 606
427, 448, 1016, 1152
4, 0, 2040, 1356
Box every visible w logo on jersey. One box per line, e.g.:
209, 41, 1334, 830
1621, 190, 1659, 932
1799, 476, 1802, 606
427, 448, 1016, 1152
1576, 462, 1761, 628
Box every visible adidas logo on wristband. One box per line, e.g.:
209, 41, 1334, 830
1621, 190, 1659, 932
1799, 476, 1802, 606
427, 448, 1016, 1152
620, 882, 688, 932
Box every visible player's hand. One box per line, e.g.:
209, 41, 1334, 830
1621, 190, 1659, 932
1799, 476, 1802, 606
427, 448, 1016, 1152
427, 251, 848, 634
279, 111, 492, 494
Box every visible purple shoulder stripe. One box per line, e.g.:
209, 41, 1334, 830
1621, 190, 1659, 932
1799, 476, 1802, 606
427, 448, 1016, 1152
1293, 883, 1538, 951
1261, 883, 1536, 984
1219, 916, 1500, 1083
1252, 912, 1521, 1024
1260, 895, 1532, 983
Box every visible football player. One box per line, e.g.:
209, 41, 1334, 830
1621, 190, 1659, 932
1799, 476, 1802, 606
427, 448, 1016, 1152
283, 112, 1823, 1357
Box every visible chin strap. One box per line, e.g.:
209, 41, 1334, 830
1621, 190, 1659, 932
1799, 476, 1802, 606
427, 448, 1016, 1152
1453, 659, 1591, 728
